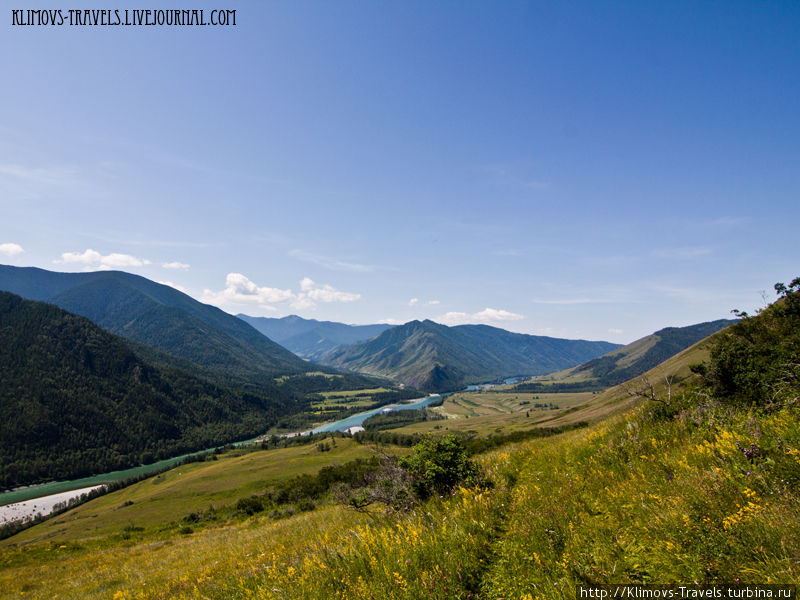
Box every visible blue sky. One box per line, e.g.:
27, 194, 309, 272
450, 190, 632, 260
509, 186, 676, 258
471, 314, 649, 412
1, 1, 798, 343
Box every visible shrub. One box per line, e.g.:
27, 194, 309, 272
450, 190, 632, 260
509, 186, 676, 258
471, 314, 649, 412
400, 434, 481, 500
235, 496, 265, 515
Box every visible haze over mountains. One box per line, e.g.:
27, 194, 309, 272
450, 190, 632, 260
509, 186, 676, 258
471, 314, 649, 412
320, 318, 621, 391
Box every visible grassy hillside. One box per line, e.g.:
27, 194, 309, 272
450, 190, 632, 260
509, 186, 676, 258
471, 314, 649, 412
321, 319, 620, 391
527, 319, 735, 390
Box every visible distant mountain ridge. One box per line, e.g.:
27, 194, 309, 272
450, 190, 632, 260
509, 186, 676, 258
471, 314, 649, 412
532, 319, 737, 389
319, 319, 621, 392
238, 313, 393, 359
0, 265, 312, 385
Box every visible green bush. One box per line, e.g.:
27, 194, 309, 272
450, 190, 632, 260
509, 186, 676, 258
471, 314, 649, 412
400, 434, 480, 499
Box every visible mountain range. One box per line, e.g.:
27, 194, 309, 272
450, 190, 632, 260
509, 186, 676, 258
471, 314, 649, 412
516, 318, 737, 391
0, 265, 326, 393
319, 319, 621, 391
237, 314, 393, 359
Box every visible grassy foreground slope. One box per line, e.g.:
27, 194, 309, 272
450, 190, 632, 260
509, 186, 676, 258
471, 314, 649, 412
3, 396, 796, 599
1, 282, 798, 598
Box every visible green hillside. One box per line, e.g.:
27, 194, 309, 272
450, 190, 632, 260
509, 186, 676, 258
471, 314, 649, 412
519, 319, 736, 391
0, 292, 299, 488
320, 319, 620, 391
0, 265, 308, 378
0, 265, 386, 399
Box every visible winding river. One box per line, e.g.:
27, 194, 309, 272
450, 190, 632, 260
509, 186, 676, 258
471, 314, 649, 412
0, 394, 442, 511
310, 393, 442, 433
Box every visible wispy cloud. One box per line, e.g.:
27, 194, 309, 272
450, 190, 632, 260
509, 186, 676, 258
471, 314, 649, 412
653, 246, 712, 259
201, 273, 360, 312
531, 297, 617, 305
0, 162, 105, 202
162, 261, 190, 270
709, 216, 749, 227
436, 307, 524, 326
409, 298, 419, 306
0, 242, 24, 256
289, 249, 375, 273
480, 163, 550, 191
0, 163, 79, 187
377, 317, 403, 325
648, 284, 737, 304
55, 248, 151, 270
88, 235, 223, 249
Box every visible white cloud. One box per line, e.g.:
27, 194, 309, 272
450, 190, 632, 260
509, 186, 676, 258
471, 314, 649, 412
436, 307, 524, 326
608, 328, 624, 335
0, 242, 23, 256
202, 273, 360, 312
55, 248, 151, 269
438, 311, 470, 325
473, 308, 524, 322
202, 273, 294, 308
300, 277, 315, 292
409, 298, 438, 307
162, 261, 190, 270
299, 277, 361, 304
377, 317, 403, 325
158, 281, 188, 294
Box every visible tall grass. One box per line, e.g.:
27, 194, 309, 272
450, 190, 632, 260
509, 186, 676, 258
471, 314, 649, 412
2, 394, 798, 598
226, 397, 800, 598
